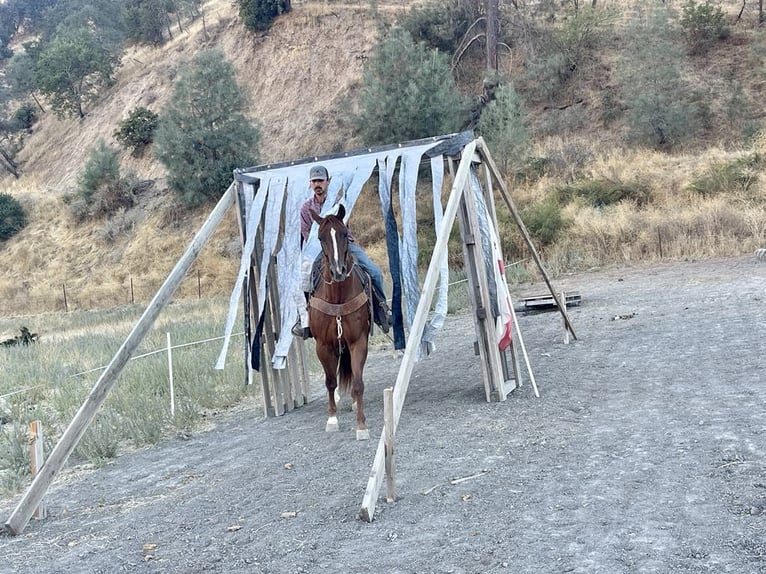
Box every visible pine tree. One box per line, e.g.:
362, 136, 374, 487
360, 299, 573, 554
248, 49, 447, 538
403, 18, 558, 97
355, 27, 468, 146
153, 49, 260, 206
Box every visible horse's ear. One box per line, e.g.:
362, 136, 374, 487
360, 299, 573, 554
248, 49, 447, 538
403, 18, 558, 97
337, 203, 346, 222
310, 209, 322, 224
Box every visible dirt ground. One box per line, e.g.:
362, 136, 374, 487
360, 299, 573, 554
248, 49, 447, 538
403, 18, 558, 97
1, 255, 765, 574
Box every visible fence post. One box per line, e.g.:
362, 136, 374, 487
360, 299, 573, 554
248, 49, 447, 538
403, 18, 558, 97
29, 421, 46, 520
62, 283, 68, 313
130, 276, 135, 305
167, 332, 175, 417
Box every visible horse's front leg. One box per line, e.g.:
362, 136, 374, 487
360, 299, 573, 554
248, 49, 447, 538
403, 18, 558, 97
349, 341, 369, 440
317, 343, 340, 432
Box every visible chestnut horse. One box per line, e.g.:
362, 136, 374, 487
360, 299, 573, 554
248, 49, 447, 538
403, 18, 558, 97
308, 205, 371, 440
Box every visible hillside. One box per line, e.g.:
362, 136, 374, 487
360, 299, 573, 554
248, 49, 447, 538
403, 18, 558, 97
0, 0, 398, 314
0, 0, 765, 316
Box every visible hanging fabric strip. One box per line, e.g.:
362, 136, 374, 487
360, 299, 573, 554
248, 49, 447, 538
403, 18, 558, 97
398, 148, 423, 332
420, 155, 447, 356
216, 181, 268, 370
256, 176, 286, 322
378, 155, 405, 350
272, 173, 310, 368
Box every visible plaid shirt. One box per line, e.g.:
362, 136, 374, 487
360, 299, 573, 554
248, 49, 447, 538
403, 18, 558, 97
300, 196, 355, 244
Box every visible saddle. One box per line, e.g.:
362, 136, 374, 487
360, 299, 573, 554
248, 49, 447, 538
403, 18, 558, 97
309, 257, 390, 334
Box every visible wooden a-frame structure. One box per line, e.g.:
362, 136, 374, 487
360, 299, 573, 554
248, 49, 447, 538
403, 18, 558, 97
4, 132, 574, 535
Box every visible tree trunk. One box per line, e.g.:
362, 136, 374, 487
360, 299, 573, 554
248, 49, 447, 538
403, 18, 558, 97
760, 0, 764, 24
31, 93, 45, 114
486, 0, 499, 74
0, 146, 21, 178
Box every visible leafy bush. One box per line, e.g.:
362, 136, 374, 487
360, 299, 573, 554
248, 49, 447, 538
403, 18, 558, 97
680, 0, 729, 56
113, 107, 159, 157
355, 27, 468, 146
555, 179, 651, 207
399, 0, 475, 53
0, 193, 26, 241
520, 199, 571, 247
520, 7, 613, 105
72, 139, 140, 220
619, 7, 701, 147
238, 0, 291, 32
512, 156, 553, 185
686, 154, 762, 196
12, 103, 37, 130
78, 139, 120, 201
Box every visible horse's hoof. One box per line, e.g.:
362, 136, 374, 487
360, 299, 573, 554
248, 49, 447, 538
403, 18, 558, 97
356, 428, 370, 441
326, 417, 339, 432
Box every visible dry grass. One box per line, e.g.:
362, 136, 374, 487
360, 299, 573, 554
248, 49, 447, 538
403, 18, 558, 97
0, 0, 765, 317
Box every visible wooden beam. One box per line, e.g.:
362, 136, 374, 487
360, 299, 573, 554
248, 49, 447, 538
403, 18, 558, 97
475, 138, 577, 340
360, 140, 477, 522
4, 184, 236, 537
28, 421, 46, 520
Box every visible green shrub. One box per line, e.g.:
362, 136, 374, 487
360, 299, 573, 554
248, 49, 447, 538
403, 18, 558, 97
520, 7, 613, 105
78, 139, 120, 201
400, 0, 475, 53
555, 179, 651, 207
687, 154, 762, 196
520, 199, 571, 247
153, 49, 260, 207
113, 106, 159, 157
355, 27, 468, 146
512, 156, 553, 185
12, 103, 37, 130
73, 139, 139, 220
680, 0, 729, 56
477, 83, 528, 172
619, 6, 701, 147
238, 0, 291, 32
0, 193, 26, 242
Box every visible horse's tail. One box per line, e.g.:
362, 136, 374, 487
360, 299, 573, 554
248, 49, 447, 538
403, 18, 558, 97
337, 347, 353, 395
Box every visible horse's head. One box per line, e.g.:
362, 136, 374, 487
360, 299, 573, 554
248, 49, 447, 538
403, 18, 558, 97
311, 204, 352, 282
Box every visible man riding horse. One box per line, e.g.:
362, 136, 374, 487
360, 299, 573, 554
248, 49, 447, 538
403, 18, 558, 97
293, 165, 391, 339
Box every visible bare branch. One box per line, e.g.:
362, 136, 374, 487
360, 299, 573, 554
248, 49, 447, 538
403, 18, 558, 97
451, 16, 486, 70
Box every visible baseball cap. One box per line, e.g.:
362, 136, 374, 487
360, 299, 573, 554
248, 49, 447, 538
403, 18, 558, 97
309, 165, 329, 181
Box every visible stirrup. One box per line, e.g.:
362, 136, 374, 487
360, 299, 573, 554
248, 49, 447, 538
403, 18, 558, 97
377, 303, 391, 334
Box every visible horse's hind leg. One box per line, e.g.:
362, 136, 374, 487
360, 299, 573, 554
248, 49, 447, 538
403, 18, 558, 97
350, 344, 369, 441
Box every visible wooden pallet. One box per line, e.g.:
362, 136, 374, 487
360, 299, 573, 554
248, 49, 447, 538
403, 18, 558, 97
518, 290, 582, 311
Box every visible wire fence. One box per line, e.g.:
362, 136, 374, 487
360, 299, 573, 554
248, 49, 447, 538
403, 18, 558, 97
0, 331, 245, 405
0, 270, 227, 316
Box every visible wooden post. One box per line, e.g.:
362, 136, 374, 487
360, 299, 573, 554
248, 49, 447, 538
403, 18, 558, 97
476, 138, 577, 341
508, 302, 540, 398
62, 283, 68, 313
28, 421, 46, 520
167, 332, 175, 417
561, 292, 570, 345
455, 157, 506, 402
4, 184, 236, 537
360, 140, 477, 522
384, 387, 395, 503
